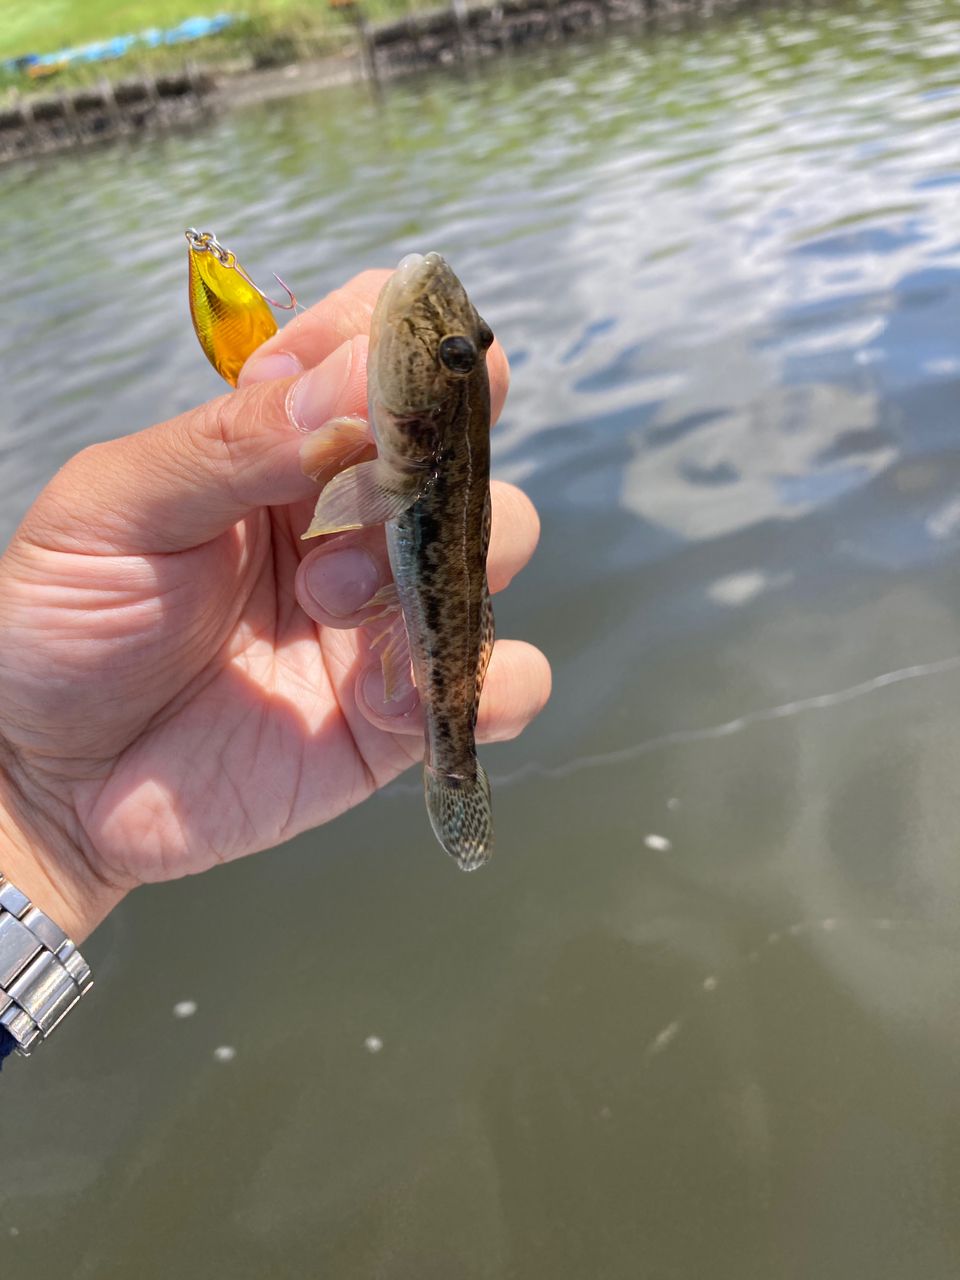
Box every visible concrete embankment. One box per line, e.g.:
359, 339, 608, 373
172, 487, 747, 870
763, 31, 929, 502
0, 66, 216, 162
0, 0, 748, 161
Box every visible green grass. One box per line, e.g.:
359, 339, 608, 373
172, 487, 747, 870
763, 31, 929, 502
0, 1, 334, 60
0, 0, 428, 96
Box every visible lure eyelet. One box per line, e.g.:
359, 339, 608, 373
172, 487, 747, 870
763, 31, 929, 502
184, 228, 297, 311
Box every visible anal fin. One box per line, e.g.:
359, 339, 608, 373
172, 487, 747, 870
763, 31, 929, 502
475, 493, 495, 712
365, 583, 414, 703
476, 580, 495, 711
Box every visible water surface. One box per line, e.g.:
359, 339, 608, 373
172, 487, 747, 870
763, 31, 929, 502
3, 2, 960, 1275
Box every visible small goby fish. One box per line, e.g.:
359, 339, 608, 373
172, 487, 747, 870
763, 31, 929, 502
302, 253, 496, 869
185, 228, 296, 387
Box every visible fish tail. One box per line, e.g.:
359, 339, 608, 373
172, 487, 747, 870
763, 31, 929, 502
424, 761, 493, 871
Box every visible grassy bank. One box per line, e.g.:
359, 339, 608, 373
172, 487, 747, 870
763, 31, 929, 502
0, 0, 418, 95
0, 1, 361, 60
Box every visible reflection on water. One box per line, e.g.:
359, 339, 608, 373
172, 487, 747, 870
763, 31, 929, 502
4, 1, 960, 1275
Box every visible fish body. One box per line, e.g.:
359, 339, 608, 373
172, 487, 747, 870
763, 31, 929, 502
303, 253, 495, 868
376, 256, 495, 870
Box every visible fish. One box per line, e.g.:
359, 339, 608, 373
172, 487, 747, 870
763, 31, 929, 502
185, 228, 296, 387
302, 252, 496, 869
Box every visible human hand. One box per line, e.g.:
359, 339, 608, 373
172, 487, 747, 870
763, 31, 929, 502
0, 270, 550, 941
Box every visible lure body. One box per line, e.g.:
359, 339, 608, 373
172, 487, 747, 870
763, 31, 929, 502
185, 228, 291, 386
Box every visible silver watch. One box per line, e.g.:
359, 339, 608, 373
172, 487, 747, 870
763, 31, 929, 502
0, 873, 93, 1056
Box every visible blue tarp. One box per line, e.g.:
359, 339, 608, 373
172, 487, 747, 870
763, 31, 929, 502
3, 13, 240, 73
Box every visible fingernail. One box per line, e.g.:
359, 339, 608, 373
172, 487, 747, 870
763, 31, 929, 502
304, 546, 380, 617
287, 343, 354, 433
237, 350, 302, 387
360, 665, 419, 717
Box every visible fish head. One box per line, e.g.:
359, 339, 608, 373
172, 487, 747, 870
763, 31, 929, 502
369, 252, 493, 438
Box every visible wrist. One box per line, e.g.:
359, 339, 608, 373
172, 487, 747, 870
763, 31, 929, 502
0, 758, 125, 944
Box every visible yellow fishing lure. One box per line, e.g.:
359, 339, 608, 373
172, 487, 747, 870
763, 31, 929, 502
185, 227, 296, 386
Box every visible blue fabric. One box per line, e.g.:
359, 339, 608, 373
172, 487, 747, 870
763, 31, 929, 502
0, 1026, 15, 1068
12, 14, 239, 70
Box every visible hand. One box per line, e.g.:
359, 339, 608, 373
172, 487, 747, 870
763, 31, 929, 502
0, 270, 550, 941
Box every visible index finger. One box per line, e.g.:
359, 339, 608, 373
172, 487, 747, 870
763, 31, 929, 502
238, 264, 511, 424
237, 269, 391, 387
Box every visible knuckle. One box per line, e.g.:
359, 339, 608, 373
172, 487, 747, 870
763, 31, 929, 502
191, 388, 267, 503
41, 441, 104, 506
497, 481, 539, 530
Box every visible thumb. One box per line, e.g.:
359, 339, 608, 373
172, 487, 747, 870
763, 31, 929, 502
22, 337, 368, 556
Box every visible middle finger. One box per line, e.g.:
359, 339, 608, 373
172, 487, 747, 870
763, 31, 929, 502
295, 480, 540, 627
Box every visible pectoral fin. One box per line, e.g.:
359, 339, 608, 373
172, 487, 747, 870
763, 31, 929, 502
301, 460, 426, 539
299, 416, 374, 486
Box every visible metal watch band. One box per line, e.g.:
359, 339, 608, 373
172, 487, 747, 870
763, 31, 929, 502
0, 873, 93, 1057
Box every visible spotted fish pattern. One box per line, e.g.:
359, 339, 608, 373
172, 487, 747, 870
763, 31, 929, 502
303, 253, 496, 868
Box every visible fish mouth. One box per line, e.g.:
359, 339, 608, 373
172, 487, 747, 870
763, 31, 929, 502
379, 251, 453, 316
395, 251, 428, 287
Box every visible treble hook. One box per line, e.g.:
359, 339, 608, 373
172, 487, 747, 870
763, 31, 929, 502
184, 227, 298, 311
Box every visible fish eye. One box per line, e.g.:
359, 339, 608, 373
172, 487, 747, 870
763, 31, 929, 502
438, 335, 478, 374
477, 320, 494, 350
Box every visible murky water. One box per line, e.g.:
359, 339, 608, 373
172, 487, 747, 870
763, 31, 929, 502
4, 1, 960, 1274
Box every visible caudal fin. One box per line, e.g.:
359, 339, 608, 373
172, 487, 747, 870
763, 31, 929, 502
424, 762, 493, 871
